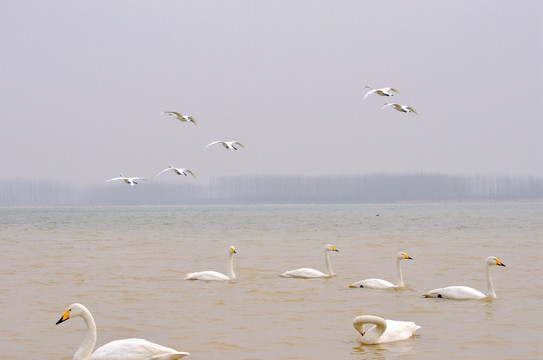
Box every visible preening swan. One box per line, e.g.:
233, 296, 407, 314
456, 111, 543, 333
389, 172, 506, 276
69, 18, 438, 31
156, 165, 196, 178
349, 252, 413, 289
280, 244, 339, 278
381, 103, 418, 114
422, 256, 506, 300
105, 174, 147, 186
162, 111, 198, 126
205, 141, 246, 150
185, 246, 237, 281
363, 85, 400, 100
353, 315, 421, 344
56, 303, 190, 360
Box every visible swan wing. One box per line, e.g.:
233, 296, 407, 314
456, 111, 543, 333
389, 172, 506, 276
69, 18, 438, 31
156, 168, 173, 177
187, 117, 198, 126
205, 141, 223, 149
377, 319, 420, 344
233, 141, 246, 149
185, 271, 230, 281
349, 278, 396, 289
423, 285, 486, 300
280, 268, 328, 278
389, 87, 400, 94
105, 177, 123, 183
90, 339, 190, 360
381, 103, 394, 110
406, 106, 418, 114
183, 169, 197, 178
162, 111, 182, 119
363, 89, 376, 100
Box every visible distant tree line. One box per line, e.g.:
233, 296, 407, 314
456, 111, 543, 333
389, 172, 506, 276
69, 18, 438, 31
0, 174, 542, 206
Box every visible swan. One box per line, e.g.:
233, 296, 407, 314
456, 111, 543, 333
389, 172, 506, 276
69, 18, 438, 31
381, 103, 418, 114
363, 85, 400, 100
280, 244, 339, 278
349, 251, 413, 289
162, 111, 198, 126
56, 303, 190, 360
105, 174, 147, 186
205, 140, 246, 150
422, 256, 506, 300
156, 165, 196, 178
353, 315, 421, 344
185, 246, 237, 281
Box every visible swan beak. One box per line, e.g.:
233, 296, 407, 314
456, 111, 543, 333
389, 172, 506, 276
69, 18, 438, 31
404, 253, 413, 260
360, 331, 365, 336
231, 248, 237, 254
331, 246, 339, 252
56, 310, 70, 325
496, 259, 506, 267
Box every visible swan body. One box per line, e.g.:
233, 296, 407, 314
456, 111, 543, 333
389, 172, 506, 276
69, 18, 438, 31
162, 111, 198, 126
280, 244, 339, 278
185, 246, 237, 281
157, 165, 196, 178
353, 315, 420, 344
105, 174, 147, 186
205, 140, 246, 150
423, 256, 506, 300
363, 85, 400, 100
56, 303, 190, 360
349, 252, 413, 289
382, 103, 418, 114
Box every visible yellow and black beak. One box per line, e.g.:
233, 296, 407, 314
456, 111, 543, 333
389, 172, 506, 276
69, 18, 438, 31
56, 310, 70, 325
332, 246, 339, 252
404, 253, 413, 260
496, 259, 506, 267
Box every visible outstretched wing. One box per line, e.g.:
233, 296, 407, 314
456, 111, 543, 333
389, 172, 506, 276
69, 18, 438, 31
406, 106, 418, 114
156, 168, 173, 177
183, 169, 197, 178
162, 111, 182, 119
233, 141, 246, 149
105, 177, 123, 183
205, 140, 223, 149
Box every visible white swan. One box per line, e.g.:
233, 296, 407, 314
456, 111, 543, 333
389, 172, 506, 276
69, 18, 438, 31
56, 303, 190, 360
353, 315, 421, 344
363, 85, 400, 100
422, 256, 506, 300
156, 165, 196, 178
162, 111, 198, 126
381, 103, 418, 114
349, 251, 413, 289
205, 140, 246, 150
185, 246, 237, 281
105, 174, 147, 186
280, 244, 339, 278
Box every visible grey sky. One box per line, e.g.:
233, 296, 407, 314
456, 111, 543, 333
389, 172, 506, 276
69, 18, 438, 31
1, 1, 541, 187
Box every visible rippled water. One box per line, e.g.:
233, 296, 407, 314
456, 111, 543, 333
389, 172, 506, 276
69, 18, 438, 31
1, 203, 542, 359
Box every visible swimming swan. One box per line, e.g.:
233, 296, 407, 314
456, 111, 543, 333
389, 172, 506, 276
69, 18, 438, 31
363, 85, 400, 100
280, 244, 339, 278
56, 303, 190, 360
422, 256, 506, 300
184, 246, 237, 281
353, 315, 421, 344
349, 251, 413, 289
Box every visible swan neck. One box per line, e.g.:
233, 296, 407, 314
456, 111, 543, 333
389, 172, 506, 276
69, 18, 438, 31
486, 264, 496, 298
396, 258, 404, 287
227, 252, 236, 280
353, 316, 387, 339
324, 249, 334, 276
74, 309, 97, 360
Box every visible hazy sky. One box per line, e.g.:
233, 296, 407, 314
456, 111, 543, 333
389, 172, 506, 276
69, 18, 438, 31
1, 1, 541, 187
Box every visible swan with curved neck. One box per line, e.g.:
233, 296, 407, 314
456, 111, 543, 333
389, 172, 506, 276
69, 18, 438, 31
423, 256, 506, 300
349, 251, 413, 289
184, 246, 237, 281
55, 303, 190, 360
280, 244, 339, 278
353, 315, 421, 344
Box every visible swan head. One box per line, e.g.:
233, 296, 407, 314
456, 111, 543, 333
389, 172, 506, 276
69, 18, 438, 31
397, 251, 413, 260
486, 256, 506, 267
56, 303, 88, 325
325, 244, 339, 252
229, 246, 237, 255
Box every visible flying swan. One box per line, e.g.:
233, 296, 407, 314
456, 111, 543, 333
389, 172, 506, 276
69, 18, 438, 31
349, 251, 413, 289
56, 303, 190, 360
381, 103, 418, 114
205, 141, 246, 150
280, 244, 339, 278
363, 85, 400, 100
185, 246, 237, 281
422, 256, 506, 300
156, 165, 196, 178
105, 174, 147, 186
353, 315, 421, 344
161, 111, 198, 126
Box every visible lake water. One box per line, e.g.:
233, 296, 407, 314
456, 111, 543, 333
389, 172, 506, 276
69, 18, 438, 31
1, 203, 541, 359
